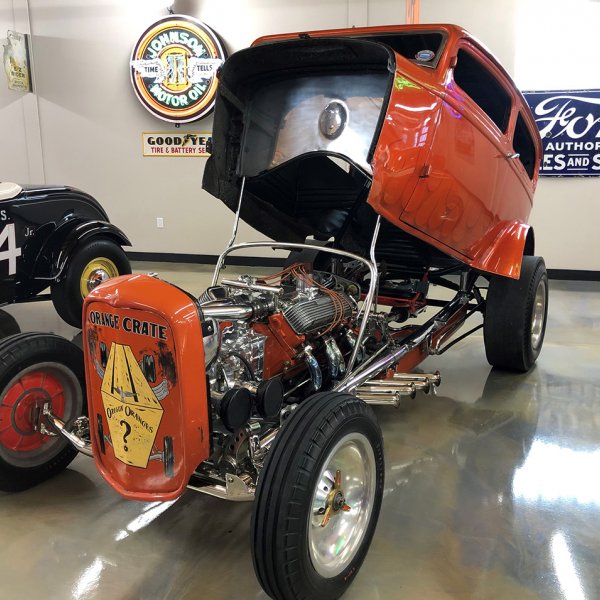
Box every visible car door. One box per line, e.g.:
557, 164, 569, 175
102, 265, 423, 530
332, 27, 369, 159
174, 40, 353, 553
401, 41, 524, 260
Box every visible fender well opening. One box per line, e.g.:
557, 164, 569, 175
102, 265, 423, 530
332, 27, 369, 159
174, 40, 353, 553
524, 227, 535, 256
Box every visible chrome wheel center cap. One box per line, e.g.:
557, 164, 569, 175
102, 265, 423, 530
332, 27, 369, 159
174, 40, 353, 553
88, 269, 109, 291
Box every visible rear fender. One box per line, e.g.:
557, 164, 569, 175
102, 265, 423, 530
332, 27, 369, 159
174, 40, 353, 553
36, 220, 131, 280
468, 221, 530, 279
83, 274, 210, 501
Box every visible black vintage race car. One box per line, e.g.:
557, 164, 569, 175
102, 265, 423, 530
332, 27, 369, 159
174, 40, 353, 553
0, 181, 131, 327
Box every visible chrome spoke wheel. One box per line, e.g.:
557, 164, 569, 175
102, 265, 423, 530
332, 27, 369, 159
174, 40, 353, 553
531, 278, 547, 350
308, 432, 376, 578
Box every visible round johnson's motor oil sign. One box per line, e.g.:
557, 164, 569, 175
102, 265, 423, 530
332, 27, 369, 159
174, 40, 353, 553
130, 15, 226, 123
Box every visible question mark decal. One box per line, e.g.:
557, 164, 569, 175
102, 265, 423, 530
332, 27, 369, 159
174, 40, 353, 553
120, 419, 132, 452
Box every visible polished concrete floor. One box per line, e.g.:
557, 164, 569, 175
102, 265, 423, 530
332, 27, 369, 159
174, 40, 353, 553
1, 263, 599, 600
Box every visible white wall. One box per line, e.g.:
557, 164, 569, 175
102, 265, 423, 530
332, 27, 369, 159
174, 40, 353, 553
512, 0, 600, 272
0, 0, 44, 183
10, 0, 600, 269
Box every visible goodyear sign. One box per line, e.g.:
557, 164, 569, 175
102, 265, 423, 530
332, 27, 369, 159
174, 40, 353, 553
524, 89, 600, 176
130, 15, 226, 123
142, 132, 211, 156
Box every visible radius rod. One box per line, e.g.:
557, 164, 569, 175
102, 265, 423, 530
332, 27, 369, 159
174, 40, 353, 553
335, 288, 472, 393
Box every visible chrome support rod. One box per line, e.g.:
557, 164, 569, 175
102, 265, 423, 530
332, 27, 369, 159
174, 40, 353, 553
335, 328, 433, 394
335, 291, 470, 393
347, 214, 381, 372
187, 472, 255, 502
355, 215, 381, 323
42, 405, 93, 457
212, 176, 246, 286
345, 342, 390, 380
369, 215, 381, 315
211, 241, 380, 377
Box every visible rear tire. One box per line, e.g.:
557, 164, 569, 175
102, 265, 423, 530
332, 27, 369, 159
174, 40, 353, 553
0, 333, 85, 492
51, 237, 131, 328
252, 392, 384, 600
484, 255, 548, 372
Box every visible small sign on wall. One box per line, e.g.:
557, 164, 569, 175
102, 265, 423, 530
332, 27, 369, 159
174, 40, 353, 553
142, 132, 211, 156
523, 89, 600, 176
3, 30, 32, 92
130, 16, 226, 123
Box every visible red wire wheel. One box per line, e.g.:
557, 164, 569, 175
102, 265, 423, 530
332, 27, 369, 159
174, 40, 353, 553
0, 333, 85, 491
0, 368, 67, 454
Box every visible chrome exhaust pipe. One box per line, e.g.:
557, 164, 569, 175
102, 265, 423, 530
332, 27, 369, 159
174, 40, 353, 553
393, 371, 441, 387
200, 301, 254, 320
364, 378, 432, 393
356, 392, 403, 407
357, 382, 417, 398
356, 382, 417, 406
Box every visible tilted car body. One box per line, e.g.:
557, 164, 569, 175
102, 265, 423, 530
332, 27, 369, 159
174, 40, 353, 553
0, 25, 547, 600
0, 181, 131, 326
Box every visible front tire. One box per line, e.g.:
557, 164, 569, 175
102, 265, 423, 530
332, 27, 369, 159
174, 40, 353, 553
51, 237, 131, 327
484, 255, 548, 372
0, 333, 86, 492
252, 392, 384, 600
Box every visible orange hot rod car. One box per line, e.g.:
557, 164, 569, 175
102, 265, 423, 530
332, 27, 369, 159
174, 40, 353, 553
0, 24, 547, 600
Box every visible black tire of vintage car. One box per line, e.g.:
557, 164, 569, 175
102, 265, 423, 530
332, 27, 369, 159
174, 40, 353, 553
0, 182, 131, 328
483, 255, 549, 372
51, 238, 131, 327
252, 391, 384, 600
0, 332, 86, 492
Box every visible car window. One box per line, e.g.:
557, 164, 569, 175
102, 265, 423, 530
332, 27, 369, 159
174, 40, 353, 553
364, 32, 445, 68
453, 48, 512, 133
512, 112, 536, 179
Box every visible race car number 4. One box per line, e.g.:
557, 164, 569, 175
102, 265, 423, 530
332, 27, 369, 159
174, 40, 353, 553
0, 224, 21, 276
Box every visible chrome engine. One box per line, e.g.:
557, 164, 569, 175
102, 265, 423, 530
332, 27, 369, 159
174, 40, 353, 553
203, 266, 361, 394
197, 264, 373, 476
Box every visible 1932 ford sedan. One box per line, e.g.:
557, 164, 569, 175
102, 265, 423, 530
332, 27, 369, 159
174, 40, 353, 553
0, 182, 131, 326
0, 25, 546, 600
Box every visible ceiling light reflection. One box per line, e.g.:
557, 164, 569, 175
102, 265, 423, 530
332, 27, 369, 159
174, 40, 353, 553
551, 531, 586, 600
513, 439, 600, 505
114, 499, 177, 541
72, 557, 104, 600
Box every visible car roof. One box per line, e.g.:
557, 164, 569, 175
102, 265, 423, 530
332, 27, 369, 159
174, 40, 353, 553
252, 23, 540, 148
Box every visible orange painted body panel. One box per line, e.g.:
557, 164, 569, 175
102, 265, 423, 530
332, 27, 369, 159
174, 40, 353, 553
253, 24, 542, 279
368, 72, 441, 224
82, 274, 210, 501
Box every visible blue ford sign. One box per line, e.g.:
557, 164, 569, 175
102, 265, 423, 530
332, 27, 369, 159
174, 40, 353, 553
523, 90, 600, 177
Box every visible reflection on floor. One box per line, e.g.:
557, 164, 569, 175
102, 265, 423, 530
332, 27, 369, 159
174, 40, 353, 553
0, 264, 599, 600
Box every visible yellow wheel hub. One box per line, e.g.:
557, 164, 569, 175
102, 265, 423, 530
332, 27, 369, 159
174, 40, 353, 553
80, 257, 119, 298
